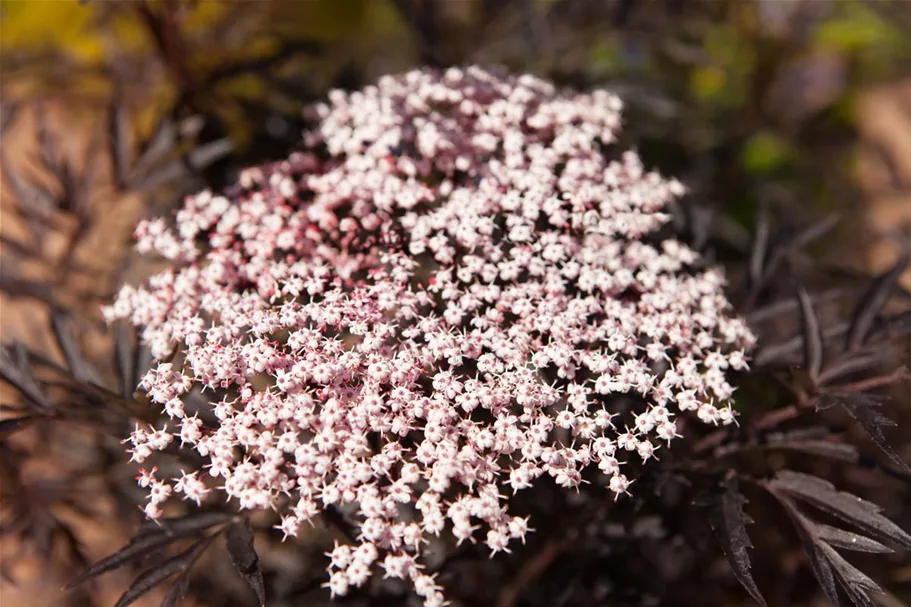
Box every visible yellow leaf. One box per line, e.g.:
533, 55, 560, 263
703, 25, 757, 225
0, 0, 103, 62
691, 66, 726, 102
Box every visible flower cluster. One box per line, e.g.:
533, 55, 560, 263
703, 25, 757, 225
105, 66, 755, 605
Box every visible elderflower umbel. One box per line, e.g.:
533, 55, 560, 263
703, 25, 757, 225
104, 66, 755, 604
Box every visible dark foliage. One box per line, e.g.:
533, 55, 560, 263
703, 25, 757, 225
3, 138, 908, 607
705, 476, 767, 607
225, 521, 266, 607
2, 1, 910, 607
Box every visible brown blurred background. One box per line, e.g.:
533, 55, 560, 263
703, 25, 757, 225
2, 1, 911, 606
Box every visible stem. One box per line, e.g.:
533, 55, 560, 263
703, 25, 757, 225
496, 535, 571, 607
827, 368, 909, 394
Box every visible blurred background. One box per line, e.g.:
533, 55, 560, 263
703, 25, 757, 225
2, 1, 911, 606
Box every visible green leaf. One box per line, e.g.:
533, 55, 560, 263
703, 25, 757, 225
741, 132, 790, 175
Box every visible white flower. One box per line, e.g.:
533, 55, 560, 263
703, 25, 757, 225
105, 66, 754, 606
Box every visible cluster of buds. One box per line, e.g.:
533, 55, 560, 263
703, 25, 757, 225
105, 66, 754, 605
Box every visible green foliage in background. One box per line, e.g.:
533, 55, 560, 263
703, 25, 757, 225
2, 0, 910, 225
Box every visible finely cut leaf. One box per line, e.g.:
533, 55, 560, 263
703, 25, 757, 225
108, 93, 132, 190
0, 273, 55, 304
136, 512, 235, 539
775, 496, 841, 606
763, 213, 841, 283
0, 344, 53, 414
818, 542, 884, 607
766, 492, 889, 607
114, 535, 214, 607
820, 393, 911, 476
0, 101, 20, 135
35, 103, 60, 174
0, 147, 57, 214
225, 521, 266, 606
748, 202, 769, 289
50, 310, 102, 385
0, 416, 35, 436
187, 138, 234, 171
135, 344, 154, 394
753, 321, 849, 368
765, 438, 860, 464
769, 471, 911, 551
748, 287, 854, 324
881, 309, 911, 335
114, 323, 136, 399
137, 137, 233, 192
130, 118, 177, 184
784, 212, 842, 254
797, 287, 823, 381
847, 253, 910, 350
706, 477, 767, 607
818, 350, 893, 385
67, 512, 233, 589
816, 525, 892, 554
0, 233, 39, 258
158, 573, 189, 607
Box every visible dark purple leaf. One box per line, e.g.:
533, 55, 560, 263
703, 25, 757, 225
816, 525, 892, 554
158, 573, 189, 607
177, 116, 205, 139
55, 159, 84, 216
135, 344, 154, 392
67, 512, 233, 589
0, 344, 53, 414
748, 287, 854, 324
753, 322, 850, 368
710, 210, 751, 252
0, 147, 57, 213
137, 512, 235, 539
50, 310, 102, 385
0, 416, 35, 436
201, 39, 322, 87
323, 505, 356, 541
774, 496, 841, 606
763, 213, 841, 283
765, 425, 831, 440
114, 323, 135, 399
58, 522, 92, 574
782, 212, 842, 253
35, 103, 60, 174
187, 137, 233, 171
134, 161, 188, 193
765, 437, 859, 464
0, 234, 39, 258
688, 204, 714, 251
73, 144, 97, 221
130, 118, 177, 184
113, 534, 215, 607
820, 393, 911, 476
132, 121, 231, 192
226, 521, 265, 606
748, 202, 769, 290
847, 253, 910, 351
880, 309, 911, 336
108, 93, 133, 190
0, 101, 20, 135
768, 471, 911, 550
818, 350, 894, 385
0, 403, 29, 414
818, 541, 883, 607
706, 477, 767, 607
796, 287, 823, 381
0, 272, 55, 304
